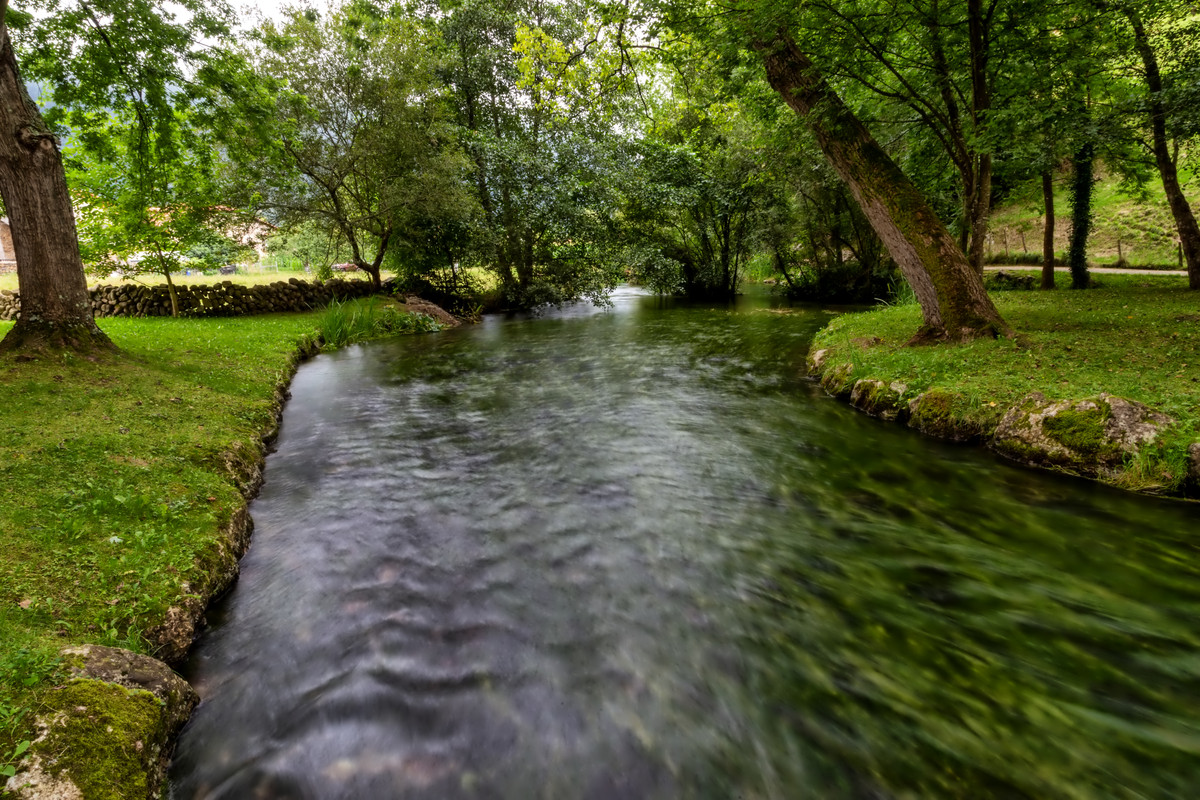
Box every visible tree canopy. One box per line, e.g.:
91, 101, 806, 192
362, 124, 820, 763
5, 0, 1200, 353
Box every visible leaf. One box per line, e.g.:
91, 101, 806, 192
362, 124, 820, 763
13, 740, 30, 757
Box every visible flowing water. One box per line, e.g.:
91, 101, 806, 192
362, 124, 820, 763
170, 288, 1200, 800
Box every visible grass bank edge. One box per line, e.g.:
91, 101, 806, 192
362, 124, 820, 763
0, 299, 442, 791
807, 275, 1200, 496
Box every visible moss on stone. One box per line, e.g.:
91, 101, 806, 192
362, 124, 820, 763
32, 680, 165, 800
908, 390, 991, 442
820, 362, 856, 398
1042, 403, 1120, 461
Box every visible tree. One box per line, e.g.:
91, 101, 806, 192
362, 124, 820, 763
1, 0, 245, 351
0, 0, 109, 354
751, 29, 1008, 341
242, 3, 473, 291
622, 61, 784, 300
1110, 0, 1200, 290
437, 0, 636, 308
65, 106, 242, 316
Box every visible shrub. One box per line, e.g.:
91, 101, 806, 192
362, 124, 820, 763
317, 299, 441, 348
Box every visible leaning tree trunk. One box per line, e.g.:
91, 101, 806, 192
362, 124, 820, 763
1127, 7, 1200, 290
0, 12, 112, 355
1041, 170, 1056, 290
753, 32, 1008, 341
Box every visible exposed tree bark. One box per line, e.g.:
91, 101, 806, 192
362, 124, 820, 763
965, 0, 992, 275
0, 6, 113, 355
1125, 6, 1200, 290
1041, 170, 1056, 290
753, 31, 1009, 342
1068, 142, 1094, 290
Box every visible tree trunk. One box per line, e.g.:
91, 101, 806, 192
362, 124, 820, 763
1068, 142, 1094, 290
965, 0, 992, 276
753, 32, 1008, 341
967, 154, 991, 274
164, 270, 179, 317
1126, 7, 1200, 290
0, 15, 112, 355
1041, 170, 1056, 289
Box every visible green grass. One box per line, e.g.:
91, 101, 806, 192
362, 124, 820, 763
317, 298, 442, 347
0, 305, 437, 788
812, 274, 1200, 491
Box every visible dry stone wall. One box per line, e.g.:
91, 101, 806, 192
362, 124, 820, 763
0, 276, 382, 321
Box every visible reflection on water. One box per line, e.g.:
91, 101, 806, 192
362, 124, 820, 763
170, 287, 1200, 799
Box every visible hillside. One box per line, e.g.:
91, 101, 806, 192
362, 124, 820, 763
989, 168, 1192, 269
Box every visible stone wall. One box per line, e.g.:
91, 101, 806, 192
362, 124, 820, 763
0, 277, 383, 321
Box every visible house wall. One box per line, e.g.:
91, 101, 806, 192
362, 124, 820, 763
0, 221, 15, 274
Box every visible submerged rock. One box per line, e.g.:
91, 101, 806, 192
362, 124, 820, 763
992, 393, 1173, 478
5, 646, 197, 800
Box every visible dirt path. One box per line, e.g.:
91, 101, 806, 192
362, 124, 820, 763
985, 265, 1187, 276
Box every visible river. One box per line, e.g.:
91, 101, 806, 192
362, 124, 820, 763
169, 287, 1200, 799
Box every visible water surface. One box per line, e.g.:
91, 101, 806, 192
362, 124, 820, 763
171, 288, 1200, 799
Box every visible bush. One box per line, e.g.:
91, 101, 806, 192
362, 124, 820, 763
785, 259, 901, 304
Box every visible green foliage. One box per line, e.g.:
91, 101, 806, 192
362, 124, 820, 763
241, 3, 476, 288
16, 0, 252, 297
436, 0, 633, 308
0, 738, 31, 780
317, 299, 441, 348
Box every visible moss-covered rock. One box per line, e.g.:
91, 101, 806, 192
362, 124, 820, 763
992, 393, 1173, 478
5, 647, 197, 800
819, 362, 856, 398
907, 390, 990, 442
849, 379, 909, 422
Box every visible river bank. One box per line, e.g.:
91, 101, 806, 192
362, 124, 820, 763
0, 300, 452, 799
807, 273, 1200, 498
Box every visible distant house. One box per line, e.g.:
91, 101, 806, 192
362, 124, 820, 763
0, 218, 15, 275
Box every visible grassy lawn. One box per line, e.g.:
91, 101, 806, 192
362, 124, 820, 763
812, 274, 1200, 490
0, 313, 327, 778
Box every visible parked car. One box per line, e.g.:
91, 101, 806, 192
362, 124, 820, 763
331, 262, 359, 272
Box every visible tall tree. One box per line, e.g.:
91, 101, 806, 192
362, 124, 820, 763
438, 0, 635, 307
0, 0, 109, 354
1, 0, 241, 352
242, 3, 473, 291
1113, 1, 1200, 289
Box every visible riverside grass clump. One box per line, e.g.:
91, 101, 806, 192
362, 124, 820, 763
0, 303, 445, 791
317, 298, 442, 348
811, 274, 1200, 494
